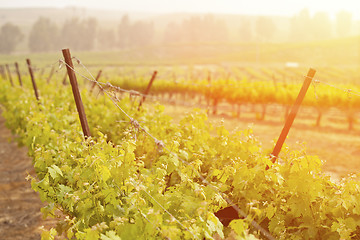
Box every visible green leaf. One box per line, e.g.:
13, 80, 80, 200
101, 231, 121, 240
59, 184, 72, 193
41, 228, 57, 240
207, 213, 224, 239
84, 229, 100, 240
179, 149, 189, 161
229, 219, 248, 237
40, 203, 55, 219
48, 164, 63, 180
266, 204, 276, 219
99, 165, 111, 182
331, 221, 340, 232
344, 217, 356, 231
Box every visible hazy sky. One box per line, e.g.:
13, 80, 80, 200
2, 0, 360, 19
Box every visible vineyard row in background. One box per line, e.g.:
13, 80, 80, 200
2, 60, 360, 131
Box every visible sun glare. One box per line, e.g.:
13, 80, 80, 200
2, 0, 360, 240
2, 0, 360, 19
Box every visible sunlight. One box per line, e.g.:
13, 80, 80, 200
1, 0, 360, 239
2, 0, 360, 19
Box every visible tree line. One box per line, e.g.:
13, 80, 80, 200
0, 9, 356, 54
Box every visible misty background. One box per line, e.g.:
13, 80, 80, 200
0, 7, 359, 54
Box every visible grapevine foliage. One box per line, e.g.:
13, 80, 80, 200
1, 73, 360, 240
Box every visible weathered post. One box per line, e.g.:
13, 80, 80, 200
26, 59, 40, 100
39, 68, 45, 79
138, 70, 157, 110
15, 62, 22, 86
269, 68, 316, 166
0, 65, 6, 80
62, 48, 91, 139
5, 64, 14, 86
47, 66, 55, 83
90, 70, 102, 93
62, 71, 68, 85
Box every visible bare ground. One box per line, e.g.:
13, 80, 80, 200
0, 114, 52, 240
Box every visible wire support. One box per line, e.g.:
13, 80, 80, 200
61, 56, 276, 240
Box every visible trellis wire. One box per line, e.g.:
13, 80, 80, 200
61, 59, 200, 239
61, 57, 276, 240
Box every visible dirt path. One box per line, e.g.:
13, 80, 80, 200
0, 114, 49, 239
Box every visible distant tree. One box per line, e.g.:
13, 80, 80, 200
181, 16, 202, 42
117, 15, 154, 48
289, 8, 312, 41
0, 22, 23, 54
60, 17, 97, 51
128, 20, 154, 47
28, 17, 58, 52
163, 22, 181, 43
61, 18, 79, 49
239, 19, 253, 41
97, 28, 116, 50
164, 15, 228, 44
311, 12, 332, 40
118, 15, 130, 48
202, 14, 228, 42
255, 16, 276, 41
81, 18, 97, 50
336, 11, 352, 37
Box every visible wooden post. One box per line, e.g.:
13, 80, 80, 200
269, 68, 316, 165
5, 64, 14, 86
47, 66, 55, 83
62, 48, 91, 138
207, 71, 211, 112
26, 59, 40, 100
138, 70, 157, 110
90, 70, 102, 93
272, 74, 277, 89
14, 62, 22, 86
62, 71, 68, 85
0, 65, 6, 80
39, 68, 45, 79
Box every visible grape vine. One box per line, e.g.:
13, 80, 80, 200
1, 66, 360, 240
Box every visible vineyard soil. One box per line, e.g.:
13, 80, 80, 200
0, 114, 55, 239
